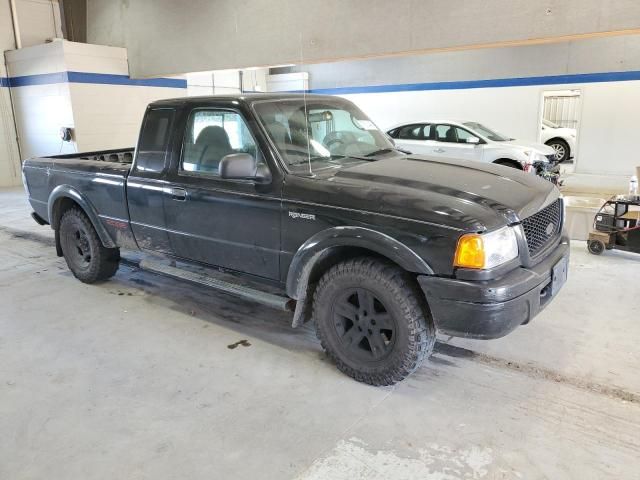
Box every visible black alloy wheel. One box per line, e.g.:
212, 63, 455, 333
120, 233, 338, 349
332, 288, 397, 363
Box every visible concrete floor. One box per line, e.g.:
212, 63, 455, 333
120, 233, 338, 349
1, 187, 639, 480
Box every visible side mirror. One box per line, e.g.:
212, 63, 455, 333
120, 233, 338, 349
219, 153, 271, 183
466, 136, 481, 145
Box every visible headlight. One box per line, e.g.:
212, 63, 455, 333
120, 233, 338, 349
454, 226, 519, 269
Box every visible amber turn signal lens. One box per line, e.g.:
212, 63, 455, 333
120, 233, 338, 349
454, 234, 485, 269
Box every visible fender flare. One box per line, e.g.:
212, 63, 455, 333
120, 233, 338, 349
286, 226, 433, 300
48, 185, 116, 248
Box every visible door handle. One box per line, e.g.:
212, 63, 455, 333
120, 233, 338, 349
433, 148, 445, 153
169, 187, 187, 201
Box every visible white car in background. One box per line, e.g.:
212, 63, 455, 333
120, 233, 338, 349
387, 121, 556, 172
540, 118, 576, 163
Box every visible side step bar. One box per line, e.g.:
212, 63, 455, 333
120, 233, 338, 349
138, 259, 294, 312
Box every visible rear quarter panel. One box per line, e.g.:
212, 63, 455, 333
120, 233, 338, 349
23, 156, 135, 248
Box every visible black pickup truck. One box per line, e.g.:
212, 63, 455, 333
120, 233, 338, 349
22, 94, 569, 385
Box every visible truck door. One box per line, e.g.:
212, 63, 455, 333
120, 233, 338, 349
126, 107, 175, 253
162, 107, 281, 280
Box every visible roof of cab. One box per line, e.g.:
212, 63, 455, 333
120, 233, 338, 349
148, 93, 339, 108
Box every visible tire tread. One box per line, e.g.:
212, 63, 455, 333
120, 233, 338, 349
313, 257, 435, 386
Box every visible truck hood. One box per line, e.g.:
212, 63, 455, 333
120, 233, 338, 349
316, 154, 558, 232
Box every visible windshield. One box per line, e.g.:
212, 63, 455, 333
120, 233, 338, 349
253, 98, 394, 174
463, 122, 512, 142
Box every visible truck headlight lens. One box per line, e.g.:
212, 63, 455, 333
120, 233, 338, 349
454, 226, 519, 269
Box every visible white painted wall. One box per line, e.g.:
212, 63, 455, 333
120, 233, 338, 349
6, 41, 75, 160
1, 0, 22, 187
267, 72, 308, 92
6, 40, 186, 159
343, 80, 640, 176
15, 0, 64, 47
577, 81, 640, 176
0, 87, 21, 187
186, 68, 269, 96
63, 41, 184, 151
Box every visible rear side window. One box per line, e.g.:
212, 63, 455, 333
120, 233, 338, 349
397, 124, 427, 140
135, 108, 175, 173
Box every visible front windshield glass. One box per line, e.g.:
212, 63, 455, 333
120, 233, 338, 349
253, 98, 394, 174
463, 122, 512, 142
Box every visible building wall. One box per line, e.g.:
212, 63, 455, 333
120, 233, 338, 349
5, 40, 187, 160
61, 41, 185, 151
14, 0, 64, 47
0, 0, 22, 187
6, 41, 75, 160
279, 35, 640, 176
86, 0, 640, 78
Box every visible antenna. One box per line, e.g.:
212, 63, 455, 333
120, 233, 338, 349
299, 32, 313, 176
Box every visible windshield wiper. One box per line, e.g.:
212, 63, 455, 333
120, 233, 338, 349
364, 147, 407, 157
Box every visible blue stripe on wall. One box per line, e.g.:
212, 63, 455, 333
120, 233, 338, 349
3, 69, 640, 92
8, 72, 69, 87
297, 70, 640, 95
67, 71, 186, 88
3, 71, 186, 88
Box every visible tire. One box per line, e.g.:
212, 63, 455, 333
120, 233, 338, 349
313, 257, 435, 386
59, 208, 120, 283
587, 239, 605, 255
546, 139, 570, 164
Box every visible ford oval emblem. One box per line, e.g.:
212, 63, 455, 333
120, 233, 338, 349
545, 223, 554, 235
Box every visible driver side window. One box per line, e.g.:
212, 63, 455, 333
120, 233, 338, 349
181, 110, 259, 175
434, 124, 457, 143
455, 127, 474, 144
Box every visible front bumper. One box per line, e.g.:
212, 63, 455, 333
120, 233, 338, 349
418, 236, 570, 339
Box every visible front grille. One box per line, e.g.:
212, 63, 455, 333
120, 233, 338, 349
521, 199, 562, 258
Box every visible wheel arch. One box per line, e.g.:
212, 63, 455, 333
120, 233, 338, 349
48, 185, 116, 248
286, 226, 433, 327
493, 158, 523, 170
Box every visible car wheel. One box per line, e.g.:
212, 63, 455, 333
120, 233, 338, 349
313, 257, 435, 385
587, 239, 605, 255
59, 208, 120, 283
546, 139, 569, 164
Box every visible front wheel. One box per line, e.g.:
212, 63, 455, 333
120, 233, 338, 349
546, 139, 570, 164
59, 208, 120, 283
313, 258, 435, 385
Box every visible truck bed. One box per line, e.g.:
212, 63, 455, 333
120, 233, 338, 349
22, 148, 135, 229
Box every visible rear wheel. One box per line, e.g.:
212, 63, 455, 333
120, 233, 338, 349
313, 258, 435, 385
587, 239, 605, 255
59, 208, 120, 283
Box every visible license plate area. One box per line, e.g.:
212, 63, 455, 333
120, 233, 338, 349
550, 256, 568, 296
